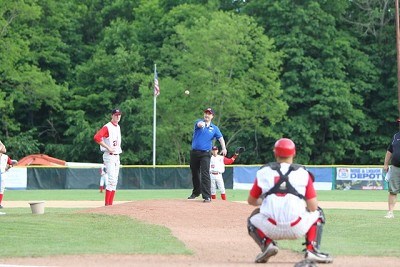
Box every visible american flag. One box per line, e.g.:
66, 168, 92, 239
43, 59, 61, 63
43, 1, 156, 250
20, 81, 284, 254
154, 70, 160, 97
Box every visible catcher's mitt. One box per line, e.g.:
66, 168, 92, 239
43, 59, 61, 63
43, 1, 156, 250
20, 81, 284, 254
235, 146, 245, 155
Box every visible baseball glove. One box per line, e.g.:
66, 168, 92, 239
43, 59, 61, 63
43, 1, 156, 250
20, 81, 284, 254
235, 146, 245, 155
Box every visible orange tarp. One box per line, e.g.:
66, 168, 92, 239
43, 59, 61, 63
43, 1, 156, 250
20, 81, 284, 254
16, 154, 66, 166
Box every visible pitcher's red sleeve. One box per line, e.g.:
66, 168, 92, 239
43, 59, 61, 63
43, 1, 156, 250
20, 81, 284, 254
94, 126, 109, 143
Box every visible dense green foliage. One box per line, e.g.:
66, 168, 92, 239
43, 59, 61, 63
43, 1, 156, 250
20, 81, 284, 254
0, 0, 398, 165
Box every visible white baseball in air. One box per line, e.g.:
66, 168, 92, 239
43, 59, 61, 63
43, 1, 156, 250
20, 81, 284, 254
184, 90, 190, 95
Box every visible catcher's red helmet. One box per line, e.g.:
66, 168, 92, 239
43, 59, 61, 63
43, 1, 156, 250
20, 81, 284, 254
274, 138, 296, 157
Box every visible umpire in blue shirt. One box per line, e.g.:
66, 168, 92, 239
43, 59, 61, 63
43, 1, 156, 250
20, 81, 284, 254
188, 108, 227, 202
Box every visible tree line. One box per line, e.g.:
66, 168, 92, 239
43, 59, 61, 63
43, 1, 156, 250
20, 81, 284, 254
0, 0, 397, 165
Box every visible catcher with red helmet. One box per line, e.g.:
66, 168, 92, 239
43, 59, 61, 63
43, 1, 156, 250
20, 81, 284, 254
246, 138, 332, 264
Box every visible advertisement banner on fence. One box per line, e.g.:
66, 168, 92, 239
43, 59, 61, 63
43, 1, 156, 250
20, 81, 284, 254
336, 167, 384, 190
233, 166, 333, 190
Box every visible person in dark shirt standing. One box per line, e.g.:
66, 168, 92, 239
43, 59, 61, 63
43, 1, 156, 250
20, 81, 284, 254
188, 108, 227, 202
383, 119, 400, 218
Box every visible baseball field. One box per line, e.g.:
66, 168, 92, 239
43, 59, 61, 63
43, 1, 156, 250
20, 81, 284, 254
0, 189, 398, 267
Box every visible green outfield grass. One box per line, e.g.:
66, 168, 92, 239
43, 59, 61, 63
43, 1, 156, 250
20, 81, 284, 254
0, 208, 190, 258
278, 208, 398, 256
3, 188, 389, 202
0, 189, 398, 258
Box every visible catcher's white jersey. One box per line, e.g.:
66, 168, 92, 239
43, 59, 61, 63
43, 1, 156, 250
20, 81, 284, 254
99, 122, 122, 154
249, 162, 319, 240
256, 163, 311, 223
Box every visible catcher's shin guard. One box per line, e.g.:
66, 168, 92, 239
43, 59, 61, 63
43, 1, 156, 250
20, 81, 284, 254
305, 207, 326, 251
247, 208, 267, 249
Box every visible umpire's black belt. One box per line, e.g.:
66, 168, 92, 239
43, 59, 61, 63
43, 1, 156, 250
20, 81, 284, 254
192, 149, 210, 152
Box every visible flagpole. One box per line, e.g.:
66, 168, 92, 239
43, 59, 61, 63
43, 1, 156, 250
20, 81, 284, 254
153, 64, 157, 167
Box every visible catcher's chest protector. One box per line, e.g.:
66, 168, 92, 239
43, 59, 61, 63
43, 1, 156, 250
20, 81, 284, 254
261, 162, 305, 200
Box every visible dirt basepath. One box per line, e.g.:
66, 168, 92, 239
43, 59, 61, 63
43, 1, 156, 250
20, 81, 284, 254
0, 200, 398, 267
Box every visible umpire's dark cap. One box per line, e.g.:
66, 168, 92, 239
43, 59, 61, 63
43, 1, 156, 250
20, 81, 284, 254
112, 108, 122, 115
204, 108, 214, 115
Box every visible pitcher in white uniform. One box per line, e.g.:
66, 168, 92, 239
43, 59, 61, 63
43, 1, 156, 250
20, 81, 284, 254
94, 108, 122, 206
209, 146, 237, 200
247, 138, 332, 264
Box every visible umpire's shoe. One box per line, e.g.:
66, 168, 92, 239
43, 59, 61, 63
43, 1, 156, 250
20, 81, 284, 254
187, 194, 199, 200
305, 249, 333, 263
255, 242, 278, 263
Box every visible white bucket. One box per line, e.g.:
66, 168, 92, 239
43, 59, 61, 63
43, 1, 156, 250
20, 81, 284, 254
29, 201, 45, 214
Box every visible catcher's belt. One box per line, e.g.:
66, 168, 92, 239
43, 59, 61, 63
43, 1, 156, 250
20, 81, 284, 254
268, 216, 302, 227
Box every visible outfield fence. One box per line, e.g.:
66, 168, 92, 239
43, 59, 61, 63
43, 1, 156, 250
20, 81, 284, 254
4, 164, 387, 191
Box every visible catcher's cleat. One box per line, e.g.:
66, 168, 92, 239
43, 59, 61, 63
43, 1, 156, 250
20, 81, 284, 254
187, 194, 199, 200
0, 205, 3, 209
255, 242, 279, 263
305, 249, 333, 263
384, 211, 394, 219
